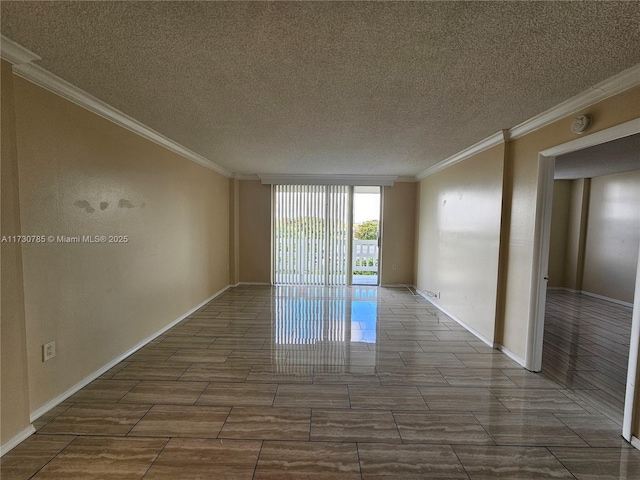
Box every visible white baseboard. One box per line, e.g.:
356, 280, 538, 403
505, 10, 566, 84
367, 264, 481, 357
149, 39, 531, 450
0, 424, 35, 457
416, 291, 494, 348
579, 290, 633, 308
548, 287, 633, 308
29, 285, 231, 424
547, 287, 580, 293
380, 283, 416, 289
236, 282, 272, 286
496, 344, 527, 368
632, 436, 640, 451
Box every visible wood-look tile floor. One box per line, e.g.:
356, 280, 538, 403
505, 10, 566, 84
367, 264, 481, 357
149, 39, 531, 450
3, 285, 639, 479
542, 290, 633, 424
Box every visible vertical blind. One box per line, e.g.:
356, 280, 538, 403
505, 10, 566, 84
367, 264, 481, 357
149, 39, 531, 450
273, 185, 349, 285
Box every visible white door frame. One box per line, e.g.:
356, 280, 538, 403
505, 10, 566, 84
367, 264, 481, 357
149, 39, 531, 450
527, 117, 640, 442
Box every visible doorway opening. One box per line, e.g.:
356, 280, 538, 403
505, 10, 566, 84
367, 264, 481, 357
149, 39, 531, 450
540, 134, 639, 424
527, 119, 640, 442
352, 186, 381, 286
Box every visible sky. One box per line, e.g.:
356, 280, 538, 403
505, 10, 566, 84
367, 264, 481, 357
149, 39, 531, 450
353, 192, 380, 224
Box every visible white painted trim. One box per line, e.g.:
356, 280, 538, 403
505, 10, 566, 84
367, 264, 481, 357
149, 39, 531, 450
510, 63, 640, 140
0, 425, 35, 457
631, 436, 640, 451
0, 34, 40, 64
623, 242, 640, 442
416, 291, 494, 348
496, 344, 526, 368
236, 282, 272, 286
540, 118, 640, 158
232, 174, 260, 181
416, 131, 506, 179
580, 290, 634, 309
28, 285, 231, 423
547, 287, 580, 294
395, 176, 418, 183
258, 174, 397, 186
0, 36, 231, 177
526, 155, 556, 372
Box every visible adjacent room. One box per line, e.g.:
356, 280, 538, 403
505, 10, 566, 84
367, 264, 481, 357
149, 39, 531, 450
543, 135, 640, 423
2, 2, 640, 479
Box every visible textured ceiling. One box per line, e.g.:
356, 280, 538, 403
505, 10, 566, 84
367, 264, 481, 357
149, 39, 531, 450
2, 1, 640, 176
555, 134, 640, 180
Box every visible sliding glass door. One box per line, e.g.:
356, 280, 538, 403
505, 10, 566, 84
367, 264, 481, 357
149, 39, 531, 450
273, 185, 350, 285
352, 186, 381, 285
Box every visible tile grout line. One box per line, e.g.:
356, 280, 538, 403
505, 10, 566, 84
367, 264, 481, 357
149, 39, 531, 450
124, 404, 155, 436
390, 411, 405, 444
449, 444, 473, 480
27, 434, 81, 479
545, 446, 580, 479
140, 437, 171, 479
251, 440, 265, 480
355, 442, 364, 480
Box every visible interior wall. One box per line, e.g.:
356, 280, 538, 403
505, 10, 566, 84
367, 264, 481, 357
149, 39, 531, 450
239, 180, 271, 283
582, 170, 640, 304
415, 144, 505, 343
563, 178, 590, 290
12, 75, 230, 413
547, 180, 571, 288
229, 178, 240, 285
500, 85, 640, 361
1, 60, 32, 445
381, 182, 416, 286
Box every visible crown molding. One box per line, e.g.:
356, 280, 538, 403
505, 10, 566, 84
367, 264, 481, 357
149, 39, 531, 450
395, 176, 419, 183
509, 63, 640, 140
416, 131, 506, 180
0, 34, 40, 65
258, 174, 397, 186
4, 35, 638, 183
416, 62, 640, 180
231, 173, 260, 181
1, 36, 231, 177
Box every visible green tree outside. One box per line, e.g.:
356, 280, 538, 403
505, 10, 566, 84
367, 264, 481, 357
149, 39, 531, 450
353, 219, 378, 240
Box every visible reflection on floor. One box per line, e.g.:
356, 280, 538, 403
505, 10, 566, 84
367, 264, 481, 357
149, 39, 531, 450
352, 274, 378, 285
542, 290, 633, 425
3, 285, 639, 479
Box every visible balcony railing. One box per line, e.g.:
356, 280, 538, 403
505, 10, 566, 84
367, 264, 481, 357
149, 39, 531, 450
352, 239, 378, 273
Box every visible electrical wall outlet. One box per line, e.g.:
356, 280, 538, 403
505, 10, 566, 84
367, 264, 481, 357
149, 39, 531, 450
392, 264, 397, 271
43, 341, 56, 362
437, 291, 441, 299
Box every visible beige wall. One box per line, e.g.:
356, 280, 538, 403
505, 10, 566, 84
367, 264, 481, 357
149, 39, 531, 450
10, 75, 230, 414
548, 173, 638, 303
583, 170, 640, 303
381, 182, 416, 286
239, 180, 271, 283
563, 178, 590, 290
1, 60, 32, 444
500, 86, 640, 361
229, 178, 240, 285
415, 144, 505, 343
547, 180, 571, 288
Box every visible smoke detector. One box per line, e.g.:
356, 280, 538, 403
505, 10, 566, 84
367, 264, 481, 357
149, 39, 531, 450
571, 114, 592, 134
